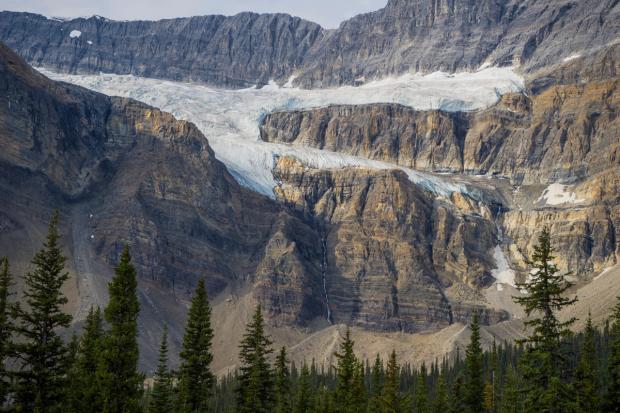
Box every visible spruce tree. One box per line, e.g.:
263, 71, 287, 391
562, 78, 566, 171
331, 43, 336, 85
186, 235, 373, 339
449, 375, 465, 413
368, 354, 383, 412
605, 296, 620, 412
334, 328, 358, 413
514, 227, 577, 413
575, 313, 598, 412
464, 314, 483, 413
177, 279, 215, 412
76, 306, 105, 412
432, 371, 449, 413
98, 245, 142, 413
413, 363, 429, 413
0, 257, 13, 406
351, 361, 367, 412
274, 347, 291, 413
12, 212, 72, 412
237, 304, 274, 413
149, 326, 173, 413
499, 365, 520, 413
64, 334, 81, 413
293, 364, 312, 413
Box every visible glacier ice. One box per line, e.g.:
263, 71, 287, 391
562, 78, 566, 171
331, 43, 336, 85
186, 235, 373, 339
38, 67, 523, 198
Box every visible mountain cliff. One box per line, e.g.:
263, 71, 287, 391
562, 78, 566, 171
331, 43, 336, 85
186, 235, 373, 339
0, 42, 513, 369
1, 0, 618, 88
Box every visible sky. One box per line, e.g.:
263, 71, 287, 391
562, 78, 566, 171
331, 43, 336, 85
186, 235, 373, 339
2, 0, 388, 28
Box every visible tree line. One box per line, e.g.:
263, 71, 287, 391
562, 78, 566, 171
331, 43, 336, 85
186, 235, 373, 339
1, 215, 620, 412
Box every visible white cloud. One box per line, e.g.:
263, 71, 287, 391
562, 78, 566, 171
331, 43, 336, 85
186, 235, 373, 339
2, 0, 388, 28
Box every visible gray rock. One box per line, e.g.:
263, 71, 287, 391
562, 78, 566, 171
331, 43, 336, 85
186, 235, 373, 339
1, 0, 618, 88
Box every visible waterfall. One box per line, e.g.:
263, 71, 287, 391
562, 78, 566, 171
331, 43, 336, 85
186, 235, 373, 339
321, 236, 332, 323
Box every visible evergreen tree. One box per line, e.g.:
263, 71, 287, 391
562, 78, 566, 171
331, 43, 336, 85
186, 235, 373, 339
334, 328, 358, 413
75, 306, 105, 412
575, 313, 598, 412
413, 363, 429, 413
499, 365, 520, 413
12, 212, 72, 412
432, 371, 449, 413
236, 304, 274, 413
483, 380, 494, 413
293, 364, 312, 413
514, 227, 577, 413
149, 326, 173, 413
0, 257, 13, 406
274, 347, 291, 413
177, 279, 215, 412
349, 361, 367, 412
64, 334, 80, 413
605, 296, 620, 412
368, 354, 383, 413
98, 245, 142, 413
380, 350, 409, 413
464, 314, 484, 413
449, 375, 465, 413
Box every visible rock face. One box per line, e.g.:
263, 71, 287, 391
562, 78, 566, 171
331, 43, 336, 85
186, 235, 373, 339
261, 49, 620, 281
0, 43, 512, 370
261, 51, 620, 186
0, 41, 325, 367
1, 0, 619, 87
272, 156, 507, 332
0, 12, 323, 88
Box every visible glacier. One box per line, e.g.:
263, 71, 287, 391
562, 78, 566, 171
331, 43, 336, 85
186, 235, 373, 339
39, 67, 524, 198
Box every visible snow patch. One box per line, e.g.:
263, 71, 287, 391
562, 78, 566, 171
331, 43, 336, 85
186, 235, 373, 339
87, 40, 93, 45
537, 183, 584, 206
283, 75, 297, 88
563, 53, 581, 63
69, 30, 82, 38
491, 245, 516, 287
38, 67, 523, 197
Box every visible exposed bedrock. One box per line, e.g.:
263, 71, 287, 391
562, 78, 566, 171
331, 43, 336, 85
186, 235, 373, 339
272, 156, 508, 332
0, 0, 618, 87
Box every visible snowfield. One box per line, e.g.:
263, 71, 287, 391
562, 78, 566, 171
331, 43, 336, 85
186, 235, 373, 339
536, 183, 585, 206
39, 67, 523, 197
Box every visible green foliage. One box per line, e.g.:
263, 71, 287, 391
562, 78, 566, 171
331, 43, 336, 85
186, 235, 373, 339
413, 363, 429, 413
381, 350, 409, 413
293, 364, 312, 413
0, 257, 13, 405
368, 354, 383, 412
432, 371, 449, 413
514, 227, 578, 413
98, 245, 142, 413
177, 278, 215, 413
12, 211, 72, 412
274, 347, 292, 413
606, 296, 620, 412
334, 328, 365, 413
67, 306, 105, 413
236, 304, 274, 413
149, 326, 173, 413
464, 315, 483, 413
575, 313, 598, 412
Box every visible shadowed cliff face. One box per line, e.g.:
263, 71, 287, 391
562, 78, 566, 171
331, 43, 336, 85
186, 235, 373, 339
0, 12, 324, 88
0, 0, 618, 88
0, 41, 326, 368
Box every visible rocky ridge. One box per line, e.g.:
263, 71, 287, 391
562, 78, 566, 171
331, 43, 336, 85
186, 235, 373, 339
0, 0, 618, 87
